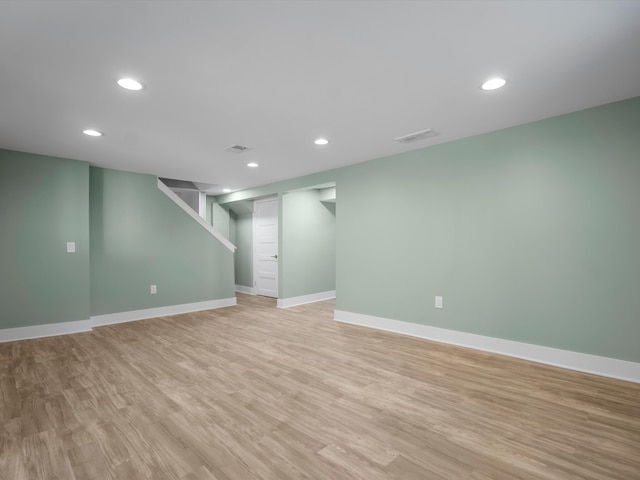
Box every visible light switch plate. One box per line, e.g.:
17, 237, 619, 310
66, 242, 76, 253
150, 285, 157, 294
435, 295, 443, 309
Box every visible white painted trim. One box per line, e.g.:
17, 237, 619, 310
253, 196, 279, 298
198, 191, 207, 220
157, 179, 236, 252
334, 310, 640, 384
0, 299, 239, 343
91, 297, 237, 327
0, 319, 92, 344
278, 290, 336, 308
235, 285, 256, 295
252, 208, 257, 296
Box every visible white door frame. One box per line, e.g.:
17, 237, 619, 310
253, 196, 279, 298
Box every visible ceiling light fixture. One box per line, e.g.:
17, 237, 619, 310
117, 78, 144, 91
481, 78, 506, 91
222, 188, 231, 193
247, 162, 259, 168
82, 129, 103, 137
314, 138, 329, 145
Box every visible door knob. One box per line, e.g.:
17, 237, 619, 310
271, 254, 278, 259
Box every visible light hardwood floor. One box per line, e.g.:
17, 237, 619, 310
1, 294, 639, 479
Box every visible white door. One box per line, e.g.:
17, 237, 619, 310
253, 197, 278, 297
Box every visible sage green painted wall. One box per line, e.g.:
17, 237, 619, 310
206, 195, 214, 225
339, 98, 640, 363
234, 213, 254, 288
0, 149, 90, 328
229, 211, 237, 245
218, 97, 640, 363
213, 202, 231, 239
206, 196, 232, 240
281, 190, 336, 299
90, 167, 234, 315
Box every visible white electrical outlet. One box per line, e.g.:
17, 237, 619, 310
150, 285, 157, 294
66, 242, 76, 253
435, 295, 443, 309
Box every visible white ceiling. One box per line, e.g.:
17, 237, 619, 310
1, 1, 639, 195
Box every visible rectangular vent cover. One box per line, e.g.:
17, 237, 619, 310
224, 144, 251, 153
394, 129, 439, 144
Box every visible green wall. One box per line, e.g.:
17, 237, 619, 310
0, 149, 90, 328
207, 196, 231, 240
90, 168, 235, 315
281, 189, 336, 299
234, 213, 254, 288
206, 195, 214, 225
337, 98, 640, 363
0, 152, 235, 331
219, 97, 640, 363
229, 211, 237, 245
4, 97, 639, 364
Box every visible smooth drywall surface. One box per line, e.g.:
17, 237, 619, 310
0, 149, 90, 328
318, 187, 337, 202
212, 203, 230, 239
229, 211, 237, 245
217, 97, 640, 363
206, 195, 214, 225
174, 190, 201, 216
234, 213, 253, 288
281, 190, 336, 299
90, 167, 234, 315
207, 196, 231, 239
336, 97, 640, 363
217, 169, 338, 205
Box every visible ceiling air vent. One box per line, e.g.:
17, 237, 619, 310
224, 144, 251, 154
394, 129, 439, 144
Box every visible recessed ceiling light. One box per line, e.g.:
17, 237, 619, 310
222, 188, 231, 193
314, 138, 329, 145
82, 129, 103, 137
247, 162, 259, 168
481, 78, 506, 91
117, 78, 144, 91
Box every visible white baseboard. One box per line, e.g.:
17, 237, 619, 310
235, 285, 256, 295
277, 290, 336, 309
0, 319, 92, 344
0, 298, 238, 343
91, 297, 237, 327
334, 310, 640, 384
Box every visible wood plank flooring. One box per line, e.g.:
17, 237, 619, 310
1, 294, 639, 479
